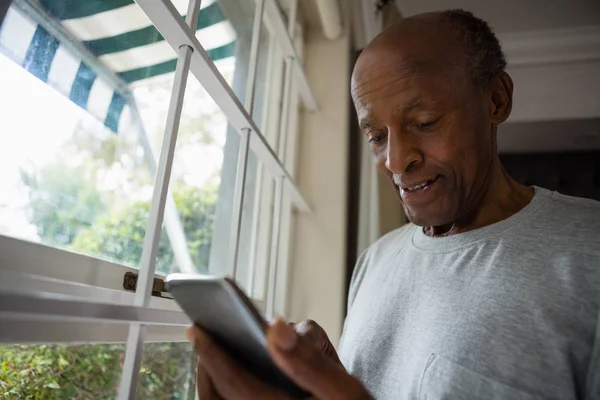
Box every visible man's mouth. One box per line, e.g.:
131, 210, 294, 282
400, 175, 440, 194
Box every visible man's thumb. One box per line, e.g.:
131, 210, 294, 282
267, 318, 361, 399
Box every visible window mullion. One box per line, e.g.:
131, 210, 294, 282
226, 0, 266, 281
263, 0, 316, 111
244, 0, 266, 116
265, 0, 297, 319
265, 175, 284, 319
135, 0, 310, 212
118, 1, 202, 397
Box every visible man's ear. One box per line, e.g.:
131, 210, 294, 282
488, 71, 513, 125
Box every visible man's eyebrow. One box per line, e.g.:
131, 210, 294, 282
393, 97, 423, 114
359, 117, 377, 131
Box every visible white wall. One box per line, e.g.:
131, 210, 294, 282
287, 25, 351, 344
507, 61, 600, 123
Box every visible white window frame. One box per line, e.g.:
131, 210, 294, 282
0, 0, 315, 397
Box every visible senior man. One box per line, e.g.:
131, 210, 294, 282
186, 9, 600, 399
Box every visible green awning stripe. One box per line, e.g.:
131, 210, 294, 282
118, 42, 235, 83
23, 26, 59, 82
119, 58, 178, 83
39, 0, 132, 21
83, 2, 225, 56
105, 92, 127, 132
69, 63, 97, 108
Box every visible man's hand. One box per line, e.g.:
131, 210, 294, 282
185, 318, 372, 400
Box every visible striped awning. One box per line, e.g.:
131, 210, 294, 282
0, 0, 236, 132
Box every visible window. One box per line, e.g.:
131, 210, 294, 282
0, 0, 314, 398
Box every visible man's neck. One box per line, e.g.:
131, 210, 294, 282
424, 162, 534, 237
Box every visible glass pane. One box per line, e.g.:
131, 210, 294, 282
204, 9, 286, 287
0, 3, 179, 268
200, 0, 266, 112
138, 342, 196, 400
142, 71, 227, 275
248, 162, 277, 301
0, 343, 124, 399
0, 53, 157, 267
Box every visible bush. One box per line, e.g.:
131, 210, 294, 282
0, 343, 197, 399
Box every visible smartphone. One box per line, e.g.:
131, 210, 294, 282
165, 273, 309, 399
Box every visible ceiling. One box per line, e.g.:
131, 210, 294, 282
394, 0, 600, 34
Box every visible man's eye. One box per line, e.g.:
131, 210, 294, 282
368, 133, 386, 144
416, 119, 438, 130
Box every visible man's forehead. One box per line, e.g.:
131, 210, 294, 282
352, 56, 442, 94
351, 15, 464, 97
351, 55, 459, 110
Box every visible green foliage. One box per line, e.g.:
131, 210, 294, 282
20, 164, 106, 246
9, 159, 217, 399
138, 343, 197, 399
0, 177, 214, 398
70, 183, 217, 274
172, 183, 218, 274
0, 344, 124, 399
0, 343, 197, 400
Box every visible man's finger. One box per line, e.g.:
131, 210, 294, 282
186, 326, 286, 400
196, 360, 220, 400
267, 319, 368, 400
293, 320, 341, 364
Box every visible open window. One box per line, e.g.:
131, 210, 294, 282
0, 0, 313, 397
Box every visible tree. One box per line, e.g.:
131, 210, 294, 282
70, 183, 217, 275
0, 343, 124, 399
20, 164, 107, 246
0, 343, 197, 399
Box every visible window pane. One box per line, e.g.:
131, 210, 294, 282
0, 52, 159, 268
0, 343, 124, 399
138, 342, 196, 400
206, 10, 286, 287
138, 69, 226, 275
0, 3, 180, 269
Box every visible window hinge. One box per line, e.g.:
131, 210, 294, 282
123, 272, 167, 297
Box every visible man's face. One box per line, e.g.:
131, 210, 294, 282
352, 22, 497, 227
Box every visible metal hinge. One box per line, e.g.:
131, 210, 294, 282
123, 272, 167, 297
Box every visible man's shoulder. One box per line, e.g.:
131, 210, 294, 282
536, 187, 600, 231
347, 224, 416, 308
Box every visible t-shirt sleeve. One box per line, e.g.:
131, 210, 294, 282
346, 248, 371, 312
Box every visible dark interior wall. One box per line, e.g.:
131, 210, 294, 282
500, 151, 600, 201
345, 50, 362, 308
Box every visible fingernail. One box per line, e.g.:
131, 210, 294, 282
273, 318, 297, 351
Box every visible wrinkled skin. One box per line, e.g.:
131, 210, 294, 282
352, 15, 532, 235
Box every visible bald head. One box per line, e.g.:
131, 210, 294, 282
354, 10, 506, 94
351, 10, 514, 228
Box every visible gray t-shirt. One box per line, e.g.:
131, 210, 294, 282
338, 187, 600, 399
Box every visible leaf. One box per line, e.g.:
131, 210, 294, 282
45, 381, 60, 389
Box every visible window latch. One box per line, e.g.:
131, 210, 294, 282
123, 272, 167, 297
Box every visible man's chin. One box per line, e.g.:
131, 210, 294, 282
403, 206, 451, 228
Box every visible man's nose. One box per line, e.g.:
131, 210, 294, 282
384, 129, 421, 173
